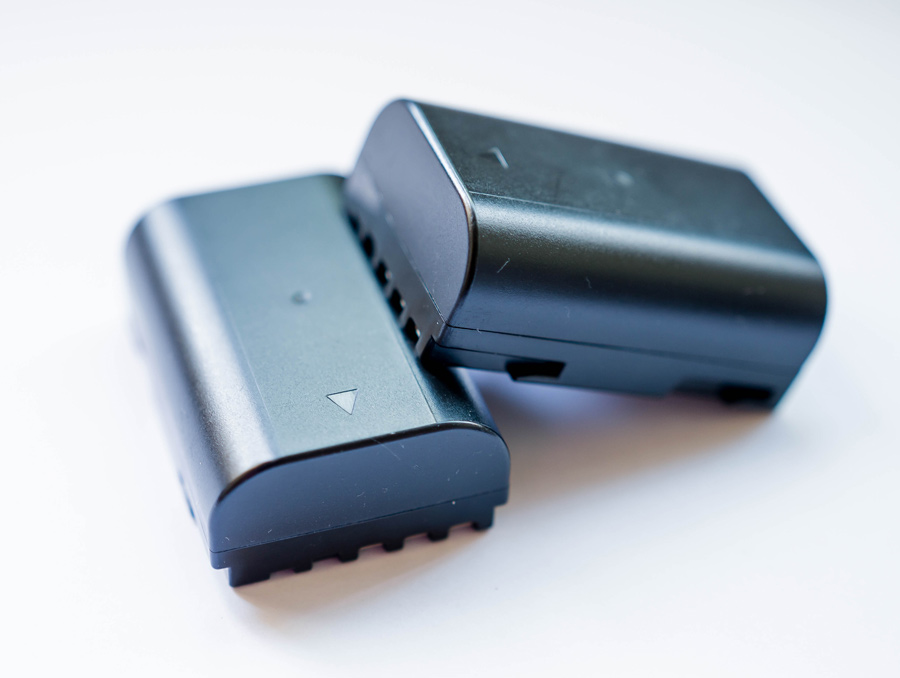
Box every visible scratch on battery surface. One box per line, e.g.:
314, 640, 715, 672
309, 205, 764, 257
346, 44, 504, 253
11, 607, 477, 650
369, 437, 401, 461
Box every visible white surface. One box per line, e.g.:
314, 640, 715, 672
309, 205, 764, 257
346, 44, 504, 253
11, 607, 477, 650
3, 1, 899, 675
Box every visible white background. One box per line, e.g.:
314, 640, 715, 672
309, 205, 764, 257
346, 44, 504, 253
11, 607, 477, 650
3, 1, 899, 675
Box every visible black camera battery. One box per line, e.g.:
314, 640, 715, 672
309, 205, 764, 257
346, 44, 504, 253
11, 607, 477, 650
126, 174, 510, 586
344, 101, 827, 406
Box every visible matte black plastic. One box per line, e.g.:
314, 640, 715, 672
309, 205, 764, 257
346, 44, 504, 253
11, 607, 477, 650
126, 174, 510, 586
344, 100, 828, 406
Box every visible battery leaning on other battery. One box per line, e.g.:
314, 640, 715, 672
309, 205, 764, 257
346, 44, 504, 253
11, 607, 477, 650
126, 174, 510, 586
344, 100, 828, 407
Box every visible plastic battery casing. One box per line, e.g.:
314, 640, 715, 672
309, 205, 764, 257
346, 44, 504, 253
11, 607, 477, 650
344, 100, 827, 406
126, 174, 509, 586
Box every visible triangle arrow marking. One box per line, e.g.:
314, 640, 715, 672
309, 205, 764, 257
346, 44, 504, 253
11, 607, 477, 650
327, 388, 358, 414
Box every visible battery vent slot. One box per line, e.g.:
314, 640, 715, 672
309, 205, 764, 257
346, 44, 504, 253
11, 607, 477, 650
506, 360, 565, 381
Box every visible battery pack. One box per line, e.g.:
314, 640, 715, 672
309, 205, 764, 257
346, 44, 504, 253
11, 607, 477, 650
344, 100, 827, 406
126, 174, 510, 586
